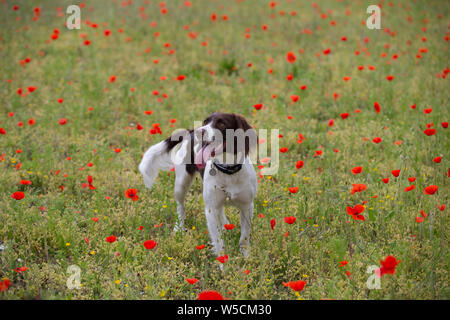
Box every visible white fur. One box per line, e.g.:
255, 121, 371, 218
139, 124, 257, 259
202, 156, 257, 257
139, 140, 173, 189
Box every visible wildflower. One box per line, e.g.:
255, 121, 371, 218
143, 240, 157, 250
283, 280, 306, 292
379, 255, 401, 276
198, 290, 224, 300
125, 188, 139, 201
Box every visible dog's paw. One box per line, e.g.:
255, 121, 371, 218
172, 224, 186, 233
240, 247, 250, 258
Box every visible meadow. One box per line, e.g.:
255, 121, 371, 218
0, 0, 449, 300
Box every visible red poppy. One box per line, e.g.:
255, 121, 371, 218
328, 119, 335, 127
386, 75, 394, 81
20, 180, 32, 185
14, 266, 28, 273
288, 187, 299, 194
408, 177, 416, 182
270, 218, 276, 230
404, 185, 415, 192
423, 128, 436, 136
372, 137, 382, 144
442, 122, 448, 128
379, 255, 401, 276
415, 216, 424, 223
284, 216, 296, 224
313, 150, 323, 157
286, 51, 296, 63
323, 48, 331, 55
279, 147, 288, 153
423, 185, 438, 195
340, 113, 349, 119
290, 95, 299, 102
109, 75, 116, 83
58, 118, 67, 125
282, 280, 306, 292
433, 156, 442, 163
196, 244, 205, 250
295, 160, 304, 169
0, 279, 10, 292
186, 278, 198, 285
253, 103, 263, 110
143, 240, 157, 250
346, 204, 365, 221
374, 101, 381, 113
351, 166, 362, 175
216, 255, 228, 263
382, 178, 390, 184
224, 224, 235, 230
350, 183, 367, 195
105, 235, 117, 243
11, 191, 25, 200
391, 169, 400, 177
339, 260, 348, 267
125, 188, 139, 201
297, 133, 306, 144
198, 290, 224, 300
420, 210, 428, 218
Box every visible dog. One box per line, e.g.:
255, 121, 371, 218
139, 112, 258, 258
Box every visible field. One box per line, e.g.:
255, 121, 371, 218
0, 0, 449, 300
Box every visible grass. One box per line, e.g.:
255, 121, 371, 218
0, 0, 449, 300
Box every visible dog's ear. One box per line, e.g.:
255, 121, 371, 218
233, 113, 258, 157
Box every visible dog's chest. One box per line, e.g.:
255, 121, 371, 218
205, 163, 257, 201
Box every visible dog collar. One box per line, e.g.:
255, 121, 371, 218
212, 160, 242, 175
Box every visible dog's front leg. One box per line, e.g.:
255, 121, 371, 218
238, 202, 254, 258
203, 187, 227, 257
205, 206, 225, 257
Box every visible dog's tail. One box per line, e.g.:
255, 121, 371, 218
139, 130, 192, 190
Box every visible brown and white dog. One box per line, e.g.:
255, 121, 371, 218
139, 112, 258, 258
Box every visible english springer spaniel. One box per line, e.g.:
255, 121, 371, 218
139, 112, 258, 258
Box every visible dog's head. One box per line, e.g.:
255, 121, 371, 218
194, 112, 257, 168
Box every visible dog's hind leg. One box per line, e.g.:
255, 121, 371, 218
173, 165, 195, 232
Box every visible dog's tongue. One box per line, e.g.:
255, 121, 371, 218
195, 144, 215, 169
